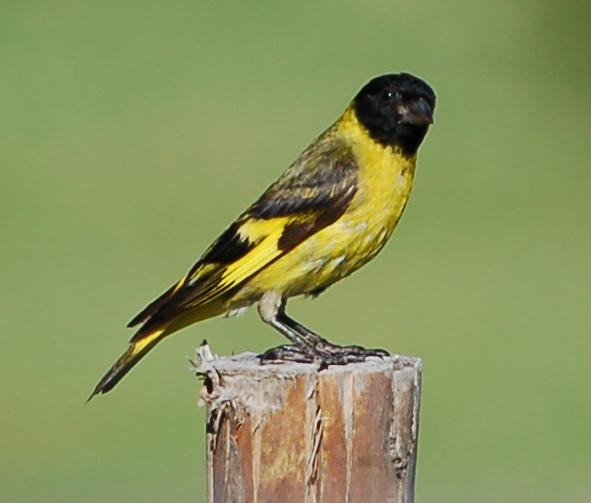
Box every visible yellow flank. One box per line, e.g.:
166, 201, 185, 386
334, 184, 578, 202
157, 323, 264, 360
232, 107, 416, 302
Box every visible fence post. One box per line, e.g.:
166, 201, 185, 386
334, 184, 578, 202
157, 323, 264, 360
194, 343, 422, 503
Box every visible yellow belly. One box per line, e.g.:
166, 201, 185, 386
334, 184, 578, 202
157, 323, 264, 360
232, 111, 417, 303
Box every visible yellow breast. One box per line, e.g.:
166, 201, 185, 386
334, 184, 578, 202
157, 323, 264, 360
337, 108, 416, 262
236, 108, 417, 301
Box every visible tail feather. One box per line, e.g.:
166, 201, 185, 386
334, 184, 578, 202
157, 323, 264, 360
87, 329, 165, 401
127, 281, 182, 328
90, 297, 228, 401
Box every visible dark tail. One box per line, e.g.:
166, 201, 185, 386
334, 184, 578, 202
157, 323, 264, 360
87, 328, 165, 402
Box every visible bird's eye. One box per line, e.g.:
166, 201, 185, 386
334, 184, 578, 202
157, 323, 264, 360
382, 89, 400, 101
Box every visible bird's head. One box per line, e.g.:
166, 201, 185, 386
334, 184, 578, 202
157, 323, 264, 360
353, 73, 436, 156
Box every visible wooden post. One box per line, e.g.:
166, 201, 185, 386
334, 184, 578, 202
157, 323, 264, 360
194, 343, 422, 503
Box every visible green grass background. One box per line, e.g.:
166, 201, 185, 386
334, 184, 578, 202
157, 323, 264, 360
2, 1, 590, 501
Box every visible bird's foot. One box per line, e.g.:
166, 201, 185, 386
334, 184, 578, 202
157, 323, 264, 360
258, 343, 390, 367
316, 343, 390, 365
258, 344, 321, 364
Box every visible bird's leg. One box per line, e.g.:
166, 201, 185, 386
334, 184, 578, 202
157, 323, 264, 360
257, 292, 389, 365
257, 292, 324, 363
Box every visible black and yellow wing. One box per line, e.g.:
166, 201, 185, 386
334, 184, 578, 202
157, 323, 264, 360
89, 131, 358, 398
130, 131, 358, 337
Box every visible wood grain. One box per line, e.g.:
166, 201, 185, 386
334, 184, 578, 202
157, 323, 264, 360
195, 344, 422, 503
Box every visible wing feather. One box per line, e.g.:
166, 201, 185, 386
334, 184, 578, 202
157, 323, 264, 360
129, 128, 358, 340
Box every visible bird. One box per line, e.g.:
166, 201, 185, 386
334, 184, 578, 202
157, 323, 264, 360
90, 72, 436, 399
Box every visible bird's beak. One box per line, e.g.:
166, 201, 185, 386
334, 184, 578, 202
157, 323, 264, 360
399, 97, 434, 126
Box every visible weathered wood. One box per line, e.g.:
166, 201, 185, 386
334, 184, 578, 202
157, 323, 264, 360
194, 344, 422, 503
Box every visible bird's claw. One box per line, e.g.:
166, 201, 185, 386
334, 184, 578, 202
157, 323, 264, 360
258, 344, 320, 363
258, 343, 390, 367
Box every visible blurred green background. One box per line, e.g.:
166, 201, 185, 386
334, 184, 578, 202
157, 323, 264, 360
2, 1, 590, 501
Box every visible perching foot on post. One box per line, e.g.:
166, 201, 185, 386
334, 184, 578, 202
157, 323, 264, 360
258, 342, 390, 366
